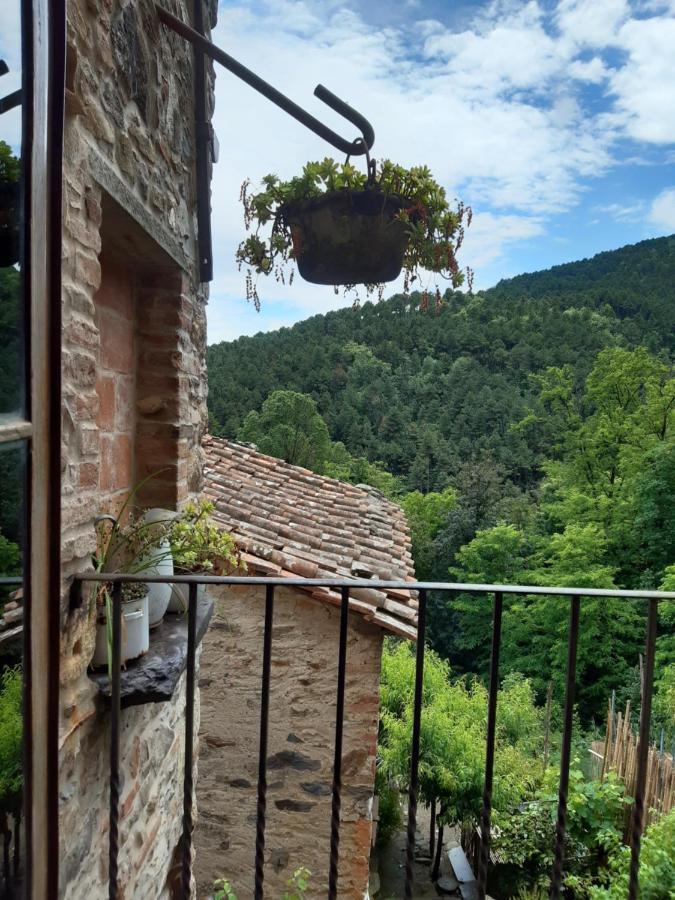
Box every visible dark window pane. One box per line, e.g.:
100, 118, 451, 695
0, 0, 24, 422
0, 440, 24, 894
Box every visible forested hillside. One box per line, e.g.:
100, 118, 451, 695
209, 236, 675, 492
208, 236, 675, 729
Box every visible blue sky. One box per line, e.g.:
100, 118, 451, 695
206, 0, 675, 342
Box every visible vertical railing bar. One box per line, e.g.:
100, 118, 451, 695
181, 582, 199, 897
550, 595, 581, 900
254, 585, 275, 899
477, 591, 503, 899
109, 581, 122, 900
404, 588, 428, 900
328, 585, 350, 900
628, 597, 658, 900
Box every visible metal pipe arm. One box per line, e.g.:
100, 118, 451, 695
156, 5, 374, 156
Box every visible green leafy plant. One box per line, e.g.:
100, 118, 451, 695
169, 500, 240, 576
237, 158, 472, 309
379, 641, 543, 877
492, 768, 631, 897
374, 765, 402, 848
168, 500, 242, 612
0, 666, 22, 809
213, 867, 310, 900
92, 471, 175, 675
589, 808, 675, 899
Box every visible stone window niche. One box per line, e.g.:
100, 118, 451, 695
95, 195, 189, 514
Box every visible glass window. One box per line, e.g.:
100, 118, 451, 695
0, 0, 25, 422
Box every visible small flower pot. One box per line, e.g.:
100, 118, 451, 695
139, 538, 174, 628
282, 188, 412, 286
141, 509, 176, 628
168, 580, 207, 614
0, 180, 20, 269
91, 587, 150, 669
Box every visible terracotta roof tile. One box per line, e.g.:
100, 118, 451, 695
203, 435, 417, 638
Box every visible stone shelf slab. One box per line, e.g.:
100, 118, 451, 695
89, 596, 214, 708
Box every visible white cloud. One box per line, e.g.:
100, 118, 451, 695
649, 187, 675, 230
594, 200, 647, 222
555, 0, 629, 48
608, 15, 675, 143
460, 211, 545, 272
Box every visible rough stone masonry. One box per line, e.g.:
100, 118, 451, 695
57, 0, 216, 896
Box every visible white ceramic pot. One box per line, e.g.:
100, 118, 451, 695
140, 537, 174, 628
168, 580, 206, 614
92, 593, 149, 668
141, 509, 176, 628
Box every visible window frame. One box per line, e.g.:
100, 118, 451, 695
0, 0, 64, 896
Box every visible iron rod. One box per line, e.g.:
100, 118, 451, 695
328, 586, 350, 899
628, 598, 658, 900
155, 5, 374, 156
181, 583, 199, 897
404, 588, 427, 900
477, 591, 503, 898
0, 89, 22, 114
254, 585, 275, 899
109, 582, 122, 900
73, 572, 675, 601
550, 595, 581, 899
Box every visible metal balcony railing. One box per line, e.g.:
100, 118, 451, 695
65, 572, 675, 900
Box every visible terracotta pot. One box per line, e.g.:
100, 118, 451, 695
282, 188, 412, 286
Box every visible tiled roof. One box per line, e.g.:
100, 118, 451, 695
202, 435, 417, 639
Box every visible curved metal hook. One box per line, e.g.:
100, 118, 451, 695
314, 85, 375, 154
156, 5, 374, 156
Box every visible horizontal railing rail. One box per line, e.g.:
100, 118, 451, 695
63, 572, 674, 900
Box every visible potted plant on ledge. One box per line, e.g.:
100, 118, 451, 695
91, 499, 175, 671
236, 156, 472, 310
167, 500, 241, 613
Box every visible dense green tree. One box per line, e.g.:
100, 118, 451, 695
238, 390, 331, 473
379, 641, 543, 876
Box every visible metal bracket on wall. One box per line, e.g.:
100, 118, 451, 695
0, 60, 22, 115
156, 3, 376, 284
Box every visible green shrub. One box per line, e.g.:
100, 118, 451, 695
589, 809, 675, 899
374, 767, 402, 848
493, 769, 630, 898
0, 666, 22, 806
213, 868, 310, 900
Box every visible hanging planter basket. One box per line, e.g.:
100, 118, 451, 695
0, 179, 20, 269
282, 188, 412, 286
237, 157, 471, 309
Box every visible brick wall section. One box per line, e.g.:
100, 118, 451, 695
96, 251, 135, 506
59, 0, 215, 895
196, 585, 383, 900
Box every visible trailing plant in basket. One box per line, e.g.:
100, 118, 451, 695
237, 158, 472, 310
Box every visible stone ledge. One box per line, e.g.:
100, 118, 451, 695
89, 595, 213, 708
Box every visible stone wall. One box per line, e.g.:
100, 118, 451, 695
58, 655, 200, 899
196, 585, 384, 900
58, 0, 216, 896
